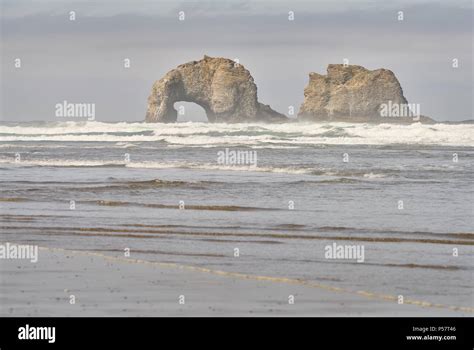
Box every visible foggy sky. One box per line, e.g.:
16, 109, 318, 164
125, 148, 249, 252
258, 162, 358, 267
1, 0, 472, 122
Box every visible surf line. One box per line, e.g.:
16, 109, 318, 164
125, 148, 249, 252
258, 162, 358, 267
39, 246, 474, 313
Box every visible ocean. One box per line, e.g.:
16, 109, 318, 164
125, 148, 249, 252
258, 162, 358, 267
0, 121, 473, 311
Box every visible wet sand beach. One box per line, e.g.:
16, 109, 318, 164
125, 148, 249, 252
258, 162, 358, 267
1, 244, 472, 317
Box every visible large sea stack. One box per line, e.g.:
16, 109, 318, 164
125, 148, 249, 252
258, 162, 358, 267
298, 64, 433, 123
145, 55, 287, 123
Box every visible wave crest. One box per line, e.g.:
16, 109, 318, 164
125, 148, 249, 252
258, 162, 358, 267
0, 121, 472, 146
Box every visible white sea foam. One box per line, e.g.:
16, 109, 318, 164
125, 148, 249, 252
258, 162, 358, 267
363, 172, 385, 179
0, 158, 316, 174
0, 121, 473, 146
0, 158, 396, 181
0, 159, 122, 167
128, 162, 316, 175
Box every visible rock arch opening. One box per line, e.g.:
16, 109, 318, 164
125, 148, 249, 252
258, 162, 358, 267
174, 101, 209, 122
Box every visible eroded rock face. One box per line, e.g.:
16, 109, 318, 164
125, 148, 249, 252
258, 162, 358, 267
298, 64, 429, 123
145, 56, 287, 123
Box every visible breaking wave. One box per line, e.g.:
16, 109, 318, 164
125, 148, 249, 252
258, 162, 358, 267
0, 158, 389, 179
0, 121, 473, 146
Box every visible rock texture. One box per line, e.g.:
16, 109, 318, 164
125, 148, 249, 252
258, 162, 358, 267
146, 56, 287, 123
298, 64, 432, 123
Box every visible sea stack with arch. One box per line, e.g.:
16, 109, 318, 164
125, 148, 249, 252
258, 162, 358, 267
145, 55, 287, 123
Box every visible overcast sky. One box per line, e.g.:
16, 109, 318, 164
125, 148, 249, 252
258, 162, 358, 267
1, 0, 472, 122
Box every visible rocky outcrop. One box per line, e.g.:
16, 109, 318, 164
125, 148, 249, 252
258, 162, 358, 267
298, 64, 432, 123
146, 55, 287, 123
